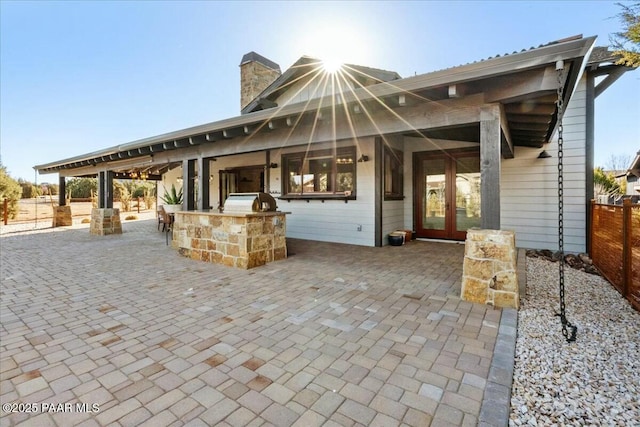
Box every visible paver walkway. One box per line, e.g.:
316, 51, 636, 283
1, 219, 513, 426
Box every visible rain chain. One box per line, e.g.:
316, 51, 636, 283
555, 60, 577, 343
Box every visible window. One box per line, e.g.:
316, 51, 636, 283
384, 147, 404, 200
282, 147, 356, 198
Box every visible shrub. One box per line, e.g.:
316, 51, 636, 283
0, 164, 21, 219
141, 189, 155, 211
67, 178, 97, 199
19, 180, 41, 199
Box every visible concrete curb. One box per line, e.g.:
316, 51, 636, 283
478, 307, 517, 427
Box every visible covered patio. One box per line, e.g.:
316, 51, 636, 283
1, 218, 515, 426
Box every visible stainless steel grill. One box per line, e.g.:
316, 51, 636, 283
223, 192, 278, 213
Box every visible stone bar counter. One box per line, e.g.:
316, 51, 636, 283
172, 210, 289, 269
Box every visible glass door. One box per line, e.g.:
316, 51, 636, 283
415, 150, 481, 240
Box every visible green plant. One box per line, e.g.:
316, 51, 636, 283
114, 181, 131, 212
161, 184, 183, 205
143, 190, 155, 211
0, 163, 21, 219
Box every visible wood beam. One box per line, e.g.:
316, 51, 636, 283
448, 84, 465, 98
594, 67, 628, 98
499, 104, 513, 159
480, 116, 501, 230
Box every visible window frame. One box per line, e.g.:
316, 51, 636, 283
280, 146, 357, 200
384, 147, 404, 200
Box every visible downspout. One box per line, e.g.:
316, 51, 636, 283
375, 137, 383, 247
585, 71, 595, 255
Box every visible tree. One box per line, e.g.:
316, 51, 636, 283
604, 153, 633, 172
18, 179, 41, 199
0, 163, 22, 219
594, 167, 622, 197
610, 2, 640, 67
66, 177, 97, 199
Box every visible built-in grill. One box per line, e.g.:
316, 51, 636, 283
223, 192, 278, 214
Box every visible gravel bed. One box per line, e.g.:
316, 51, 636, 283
510, 257, 639, 426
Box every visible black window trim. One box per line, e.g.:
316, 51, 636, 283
280, 146, 357, 201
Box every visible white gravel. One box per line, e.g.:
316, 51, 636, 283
510, 257, 639, 426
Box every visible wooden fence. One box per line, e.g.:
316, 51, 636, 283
590, 199, 639, 311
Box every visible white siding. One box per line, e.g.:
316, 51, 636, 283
501, 77, 587, 252
271, 138, 376, 246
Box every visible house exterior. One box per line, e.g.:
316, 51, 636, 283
626, 151, 640, 196
35, 36, 635, 253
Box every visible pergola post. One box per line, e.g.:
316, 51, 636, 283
197, 157, 211, 210
58, 176, 66, 206
183, 159, 196, 211
480, 106, 501, 230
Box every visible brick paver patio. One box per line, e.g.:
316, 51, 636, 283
1, 219, 514, 426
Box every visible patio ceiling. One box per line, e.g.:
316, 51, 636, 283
35, 36, 597, 176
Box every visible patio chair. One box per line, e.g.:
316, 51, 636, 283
158, 206, 171, 231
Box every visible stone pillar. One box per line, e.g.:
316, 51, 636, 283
461, 228, 519, 309
90, 208, 122, 235
52, 206, 72, 227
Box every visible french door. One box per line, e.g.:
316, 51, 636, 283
414, 150, 481, 240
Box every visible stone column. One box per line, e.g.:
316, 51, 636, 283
90, 208, 122, 235
461, 228, 518, 308
52, 206, 72, 227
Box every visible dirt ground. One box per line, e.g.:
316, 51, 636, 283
9, 198, 155, 224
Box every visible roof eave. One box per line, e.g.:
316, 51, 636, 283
35, 36, 597, 174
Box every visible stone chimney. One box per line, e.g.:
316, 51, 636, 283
240, 52, 281, 112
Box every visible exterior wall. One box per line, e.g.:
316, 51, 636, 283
270, 138, 376, 246
501, 77, 587, 252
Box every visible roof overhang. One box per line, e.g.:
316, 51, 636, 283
35, 35, 597, 175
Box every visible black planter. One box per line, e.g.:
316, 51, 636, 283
388, 234, 404, 246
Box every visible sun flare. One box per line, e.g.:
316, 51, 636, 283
322, 58, 343, 74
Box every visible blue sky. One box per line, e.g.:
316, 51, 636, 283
1, 0, 638, 181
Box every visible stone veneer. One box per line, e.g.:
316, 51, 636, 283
461, 228, 519, 309
89, 208, 122, 236
240, 59, 281, 110
173, 211, 287, 269
52, 206, 72, 227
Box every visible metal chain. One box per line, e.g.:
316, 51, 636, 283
556, 63, 577, 343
